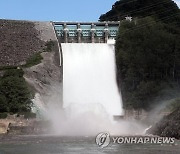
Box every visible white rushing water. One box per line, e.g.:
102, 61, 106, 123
61, 43, 123, 116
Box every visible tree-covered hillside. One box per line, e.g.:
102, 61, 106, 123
100, 0, 180, 26
116, 18, 180, 109
100, 0, 180, 110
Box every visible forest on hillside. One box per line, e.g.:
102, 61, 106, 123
100, 0, 180, 110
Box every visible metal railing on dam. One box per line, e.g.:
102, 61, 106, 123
53, 22, 120, 43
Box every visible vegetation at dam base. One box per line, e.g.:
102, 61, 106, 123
22, 52, 43, 68
0, 40, 56, 119
100, 0, 180, 111
0, 40, 55, 117
0, 69, 33, 115
43, 40, 55, 52
22, 40, 55, 68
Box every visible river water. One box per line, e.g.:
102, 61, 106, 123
0, 135, 179, 154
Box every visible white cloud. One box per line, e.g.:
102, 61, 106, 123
174, 0, 180, 7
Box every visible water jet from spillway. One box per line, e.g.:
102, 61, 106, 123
61, 43, 123, 116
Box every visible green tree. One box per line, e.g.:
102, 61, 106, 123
115, 17, 180, 109
99, 0, 180, 26
0, 94, 8, 112
0, 69, 32, 113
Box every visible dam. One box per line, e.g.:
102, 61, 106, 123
53, 21, 123, 116
53, 21, 120, 43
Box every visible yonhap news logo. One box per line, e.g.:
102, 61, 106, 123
96, 133, 175, 148
96, 132, 111, 148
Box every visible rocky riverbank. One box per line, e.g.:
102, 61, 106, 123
148, 108, 180, 139
0, 114, 51, 135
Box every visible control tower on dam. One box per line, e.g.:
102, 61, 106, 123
53, 21, 120, 43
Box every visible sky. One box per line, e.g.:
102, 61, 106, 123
176, 0, 180, 6
0, 0, 179, 22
